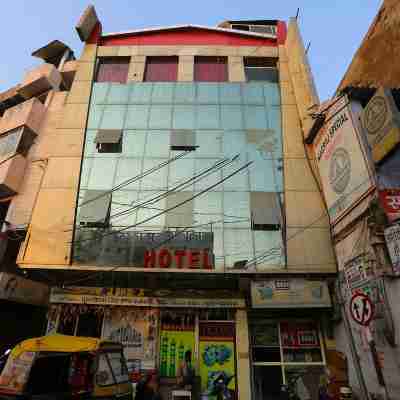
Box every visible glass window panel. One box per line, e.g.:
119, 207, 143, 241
197, 83, 219, 104
129, 83, 153, 104
123, 130, 147, 157
242, 84, 264, 105
173, 105, 196, 129
91, 83, 110, 104
219, 84, 242, 104
87, 105, 104, 129
100, 105, 126, 130
136, 192, 166, 227
268, 106, 282, 151
222, 161, 249, 191
141, 159, 168, 190
144, 57, 178, 82
106, 84, 131, 104
195, 131, 222, 158
149, 105, 172, 129
264, 83, 281, 106
193, 192, 223, 228
80, 158, 93, 188
151, 83, 175, 103
196, 105, 220, 129
245, 67, 279, 83
222, 130, 247, 157
114, 158, 143, 190
145, 130, 171, 158
87, 158, 117, 189
125, 105, 150, 129
249, 154, 282, 192
284, 366, 325, 399
244, 106, 268, 130
110, 191, 138, 228
84, 130, 97, 156
169, 158, 195, 189
202, 227, 224, 270
224, 229, 253, 269
223, 192, 251, 228
96, 58, 129, 83
254, 230, 284, 268
174, 84, 196, 104
194, 159, 223, 192
221, 105, 243, 130
252, 347, 281, 362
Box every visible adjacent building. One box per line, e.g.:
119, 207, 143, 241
0, 6, 339, 399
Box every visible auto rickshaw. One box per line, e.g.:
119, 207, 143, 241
0, 334, 133, 399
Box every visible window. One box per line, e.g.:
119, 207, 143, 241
231, 24, 249, 31
76, 313, 103, 337
94, 129, 123, 153
0, 127, 35, 158
250, 191, 282, 231
165, 191, 194, 227
244, 58, 279, 83
96, 57, 130, 84
144, 56, 178, 82
231, 24, 277, 36
170, 130, 196, 151
79, 190, 112, 228
194, 56, 228, 82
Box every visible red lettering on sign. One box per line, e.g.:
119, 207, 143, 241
189, 251, 200, 269
144, 250, 155, 268
159, 248, 172, 268
175, 250, 186, 269
203, 249, 212, 269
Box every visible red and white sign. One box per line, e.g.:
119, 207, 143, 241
349, 293, 374, 326
379, 189, 400, 223
144, 248, 212, 269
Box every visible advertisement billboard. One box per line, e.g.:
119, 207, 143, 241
314, 95, 373, 224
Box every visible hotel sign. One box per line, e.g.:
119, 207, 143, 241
314, 95, 373, 224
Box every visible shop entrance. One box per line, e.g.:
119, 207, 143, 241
249, 319, 326, 400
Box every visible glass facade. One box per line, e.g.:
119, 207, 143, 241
74, 80, 284, 271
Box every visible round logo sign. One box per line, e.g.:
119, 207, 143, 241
329, 148, 351, 194
349, 293, 374, 326
364, 96, 388, 135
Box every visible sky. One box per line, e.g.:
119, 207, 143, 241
0, 1, 382, 100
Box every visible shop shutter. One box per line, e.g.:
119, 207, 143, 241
79, 190, 112, 227
194, 56, 228, 82
165, 191, 194, 227
96, 57, 130, 83
144, 56, 178, 82
170, 130, 196, 151
250, 191, 281, 230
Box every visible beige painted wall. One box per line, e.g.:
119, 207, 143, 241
236, 310, 251, 400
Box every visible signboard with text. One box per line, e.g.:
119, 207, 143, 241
314, 95, 373, 224
384, 224, 400, 275
379, 189, 400, 223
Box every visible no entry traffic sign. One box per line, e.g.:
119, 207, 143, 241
349, 293, 374, 326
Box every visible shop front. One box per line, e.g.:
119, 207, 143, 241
250, 279, 333, 400
47, 286, 245, 399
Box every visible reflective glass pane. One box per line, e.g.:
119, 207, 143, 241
129, 83, 153, 104
222, 160, 249, 191
244, 106, 268, 130
193, 192, 223, 227
194, 159, 223, 192
264, 83, 281, 106
92, 83, 109, 104
136, 191, 166, 227
199, 227, 224, 270
100, 105, 126, 130
222, 130, 247, 157
80, 158, 92, 188
106, 84, 131, 104
196, 105, 220, 129
84, 130, 97, 156
125, 105, 150, 129
141, 159, 168, 190
169, 158, 195, 190
173, 105, 196, 129
111, 190, 139, 227
242, 84, 264, 105
174, 84, 196, 104
123, 130, 147, 157
114, 158, 143, 190
195, 131, 222, 158
145, 130, 171, 158
88, 158, 117, 189
219, 84, 242, 104
151, 83, 175, 104
149, 105, 173, 129
221, 105, 243, 130
223, 192, 251, 228
224, 229, 253, 269
197, 83, 219, 104
268, 107, 282, 154
87, 105, 104, 129
254, 230, 284, 269
249, 154, 281, 192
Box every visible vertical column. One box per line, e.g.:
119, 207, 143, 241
178, 55, 194, 82
128, 55, 146, 82
228, 56, 246, 82
236, 309, 251, 400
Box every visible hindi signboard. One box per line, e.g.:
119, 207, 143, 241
384, 224, 400, 275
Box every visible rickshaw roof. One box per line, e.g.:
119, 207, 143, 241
10, 335, 120, 358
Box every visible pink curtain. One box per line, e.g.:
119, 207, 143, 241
96, 58, 129, 83
194, 57, 228, 82
144, 56, 178, 82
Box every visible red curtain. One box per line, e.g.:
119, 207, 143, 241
144, 56, 178, 82
96, 58, 129, 83
194, 57, 228, 82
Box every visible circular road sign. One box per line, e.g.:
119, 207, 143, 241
349, 293, 374, 326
